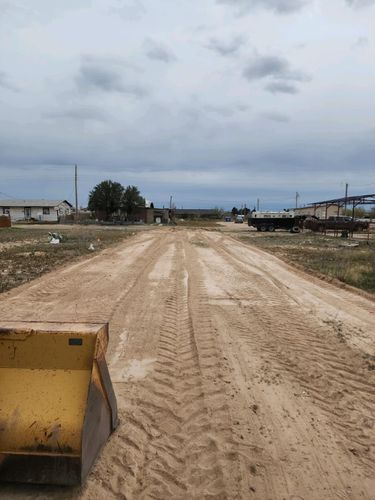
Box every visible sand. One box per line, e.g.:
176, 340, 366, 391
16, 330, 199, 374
1, 228, 374, 499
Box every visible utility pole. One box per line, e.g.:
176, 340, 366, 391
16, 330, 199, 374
75, 165, 79, 223
344, 183, 349, 214
257, 198, 260, 211
295, 192, 300, 209
168, 195, 173, 225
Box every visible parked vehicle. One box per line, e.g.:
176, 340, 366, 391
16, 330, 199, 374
248, 211, 304, 232
327, 216, 352, 222
235, 214, 245, 223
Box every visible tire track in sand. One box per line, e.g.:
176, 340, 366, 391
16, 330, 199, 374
203, 233, 375, 466
78, 233, 241, 499
131, 236, 239, 498
193, 231, 374, 498
0, 231, 177, 500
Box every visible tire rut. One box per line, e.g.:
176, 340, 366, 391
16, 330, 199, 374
132, 237, 233, 498
194, 231, 374, 497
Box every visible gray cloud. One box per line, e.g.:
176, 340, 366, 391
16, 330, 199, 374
109, 0, 146, 20
206, 36, 246, 56
244, 55, 288, 80
203, 103, 249, 116
237, 104, 250, 112
243, 55, 308, 81
262, 111, 290, 122
45, 105, 108, 122
204, 104, 235, 117
353, 36, 369, 48
144, 38, 176, 63
0, 2, 12, 18
1, 0, 375, 210
0, 71, 18, 92
0, 1, 93, 25
243, 54, 309, 94
264, 81, 298, 94
217, 0, 311, 14
346, 0, 375, 8
75, 56, 147, 97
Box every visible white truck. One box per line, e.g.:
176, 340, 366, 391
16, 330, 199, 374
248, 211, 304, 232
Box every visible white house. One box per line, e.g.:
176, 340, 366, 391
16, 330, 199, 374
0, 199, 73, 222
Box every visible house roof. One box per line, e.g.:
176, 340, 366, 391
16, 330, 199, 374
0, 199, 72, 208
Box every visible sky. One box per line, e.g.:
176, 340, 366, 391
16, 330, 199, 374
0, 0, 375, 210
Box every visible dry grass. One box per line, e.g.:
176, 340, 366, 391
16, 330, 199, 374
239, 231, 375, 293
0, 226, 134, 293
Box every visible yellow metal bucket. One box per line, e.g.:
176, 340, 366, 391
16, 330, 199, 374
0, 321, 118, 485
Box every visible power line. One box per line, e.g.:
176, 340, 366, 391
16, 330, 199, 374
0, 191, 18, 199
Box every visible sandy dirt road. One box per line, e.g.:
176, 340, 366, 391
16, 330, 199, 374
1, 228, 374, 500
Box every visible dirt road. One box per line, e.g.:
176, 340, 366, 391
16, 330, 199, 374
1, 228, 374, 499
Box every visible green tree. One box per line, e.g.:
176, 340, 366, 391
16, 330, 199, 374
122, 185, 145, 218
343, 207, 367, 218
231, 207, 239, 216
88, 180, 124, 220
212, 207, 224, 219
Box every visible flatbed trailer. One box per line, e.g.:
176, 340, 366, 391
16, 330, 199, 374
304, 216, 369, 233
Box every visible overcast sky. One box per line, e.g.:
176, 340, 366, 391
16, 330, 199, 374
1, 0, 374, 210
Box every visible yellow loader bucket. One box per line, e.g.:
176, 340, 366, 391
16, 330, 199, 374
0, 321, 118, 485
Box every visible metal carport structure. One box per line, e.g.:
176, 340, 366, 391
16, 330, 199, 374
310, 193, 375, 219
